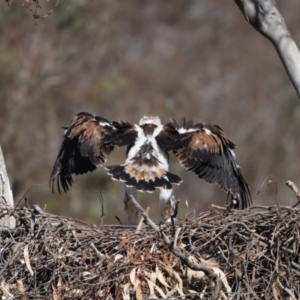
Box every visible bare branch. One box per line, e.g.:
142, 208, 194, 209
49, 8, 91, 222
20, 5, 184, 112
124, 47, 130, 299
234, 0, 300, 98
0, 145, 15, 229
286, 180, 300, 207
135, 206, 150, 233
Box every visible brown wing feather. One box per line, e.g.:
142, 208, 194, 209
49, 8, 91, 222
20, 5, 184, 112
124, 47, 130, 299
157, 118, 252, 209
50, 112, 137, 193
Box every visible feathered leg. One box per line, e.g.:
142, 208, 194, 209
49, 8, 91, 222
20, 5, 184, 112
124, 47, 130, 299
159, 188, 179, 222
123, 183, 139, 225
223, 192, 239, 216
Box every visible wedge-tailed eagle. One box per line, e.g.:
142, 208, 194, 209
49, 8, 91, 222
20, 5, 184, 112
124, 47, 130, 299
50, 112, 252, 223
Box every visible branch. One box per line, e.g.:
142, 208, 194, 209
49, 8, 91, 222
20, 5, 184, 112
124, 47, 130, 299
234, 0, 300, 98
0, 145, 15, 229
129, 195, 222, 300
286, 180, 300, 207
135, 206, 150, 233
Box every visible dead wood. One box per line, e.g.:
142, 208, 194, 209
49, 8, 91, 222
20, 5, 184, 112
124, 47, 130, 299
1, 185, 300, 300
0, 145, 15, 229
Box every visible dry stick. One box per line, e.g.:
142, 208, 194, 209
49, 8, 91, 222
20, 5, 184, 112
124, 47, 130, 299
286, 180, 300, 208
0, 145, 15, 229
276, 278, 297, 300
129, 195, 222, 300
145, 298, 180, 300
115, 216, 123, 225
234, 0, 300, 98
23, 0, 61, 21
98, 191, 105, 219
135, 207, 150, 233
257, 175, 271, 195
10, 184, 40, 215
90, 242, 105, 260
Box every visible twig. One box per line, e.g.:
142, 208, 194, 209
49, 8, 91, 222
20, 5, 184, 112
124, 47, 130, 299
23, 0, 60, 22
71, 229, 81, 246
276, 278, 296, 300
286, 180, 300, 208
2, 195, 300, 298
257, 176, 271, 195
136, 207, 150, 233
129, 195, 222, 300
98, 191, 105, 225
115, 216, 123, 225
173, 227, 181, 247
90, 242, 105, 260
10, 184, 40, 216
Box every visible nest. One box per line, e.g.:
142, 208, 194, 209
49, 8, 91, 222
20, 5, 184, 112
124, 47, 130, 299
1, 196, 300, 300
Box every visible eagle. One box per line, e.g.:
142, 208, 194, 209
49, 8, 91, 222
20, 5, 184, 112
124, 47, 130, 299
50, 112, 252, 223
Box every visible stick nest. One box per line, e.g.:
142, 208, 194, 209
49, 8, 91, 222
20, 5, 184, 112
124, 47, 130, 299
1, 204, 300, 300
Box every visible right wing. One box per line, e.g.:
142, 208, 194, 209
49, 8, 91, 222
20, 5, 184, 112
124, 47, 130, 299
50, 112, 137, 193
156, 118, 252, 209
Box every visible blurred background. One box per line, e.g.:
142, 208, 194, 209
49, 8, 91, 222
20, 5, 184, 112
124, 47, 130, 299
0, 0, 299, 224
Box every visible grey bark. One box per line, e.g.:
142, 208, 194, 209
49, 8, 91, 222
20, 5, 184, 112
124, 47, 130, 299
0, 145, 16, 229
234, 0, 300, 99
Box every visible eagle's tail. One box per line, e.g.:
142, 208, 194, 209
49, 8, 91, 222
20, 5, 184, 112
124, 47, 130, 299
105, 164, 182, 192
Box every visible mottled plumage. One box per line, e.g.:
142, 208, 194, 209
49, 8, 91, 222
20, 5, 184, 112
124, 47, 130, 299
50, 113, 252, 222
163, 118, 251, 209
50, 112, 137, 193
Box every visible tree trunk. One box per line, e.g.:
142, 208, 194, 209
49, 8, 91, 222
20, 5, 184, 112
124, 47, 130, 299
0, 145, 15, 229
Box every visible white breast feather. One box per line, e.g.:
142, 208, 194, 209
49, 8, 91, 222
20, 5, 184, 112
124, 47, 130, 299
126, 125, 146, 162
125, 124, 169, 171
149, 125, 169, 170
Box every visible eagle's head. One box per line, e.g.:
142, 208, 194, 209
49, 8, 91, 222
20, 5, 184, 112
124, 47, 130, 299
139, 116, 161, 127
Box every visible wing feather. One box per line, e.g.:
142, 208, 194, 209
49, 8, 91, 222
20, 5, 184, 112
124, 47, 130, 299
157, 117, 252, 209
50, 112, 137, 193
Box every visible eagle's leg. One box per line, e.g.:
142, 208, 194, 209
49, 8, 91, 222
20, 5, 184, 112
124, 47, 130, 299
159, 188, 179, 222
123, 183, 139, 225
223, 193, 240, 216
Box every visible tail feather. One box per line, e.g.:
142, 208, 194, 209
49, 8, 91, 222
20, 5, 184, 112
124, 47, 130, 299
105, 165, 182, 192
166, 171, 183, 185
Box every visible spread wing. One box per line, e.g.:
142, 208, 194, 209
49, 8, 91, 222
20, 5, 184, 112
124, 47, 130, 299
156, 118, 252, 209
50, 112, 137, 193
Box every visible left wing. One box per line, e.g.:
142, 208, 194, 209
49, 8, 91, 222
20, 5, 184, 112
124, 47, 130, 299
156, 118, 252, 209
50, 112, 137, 193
